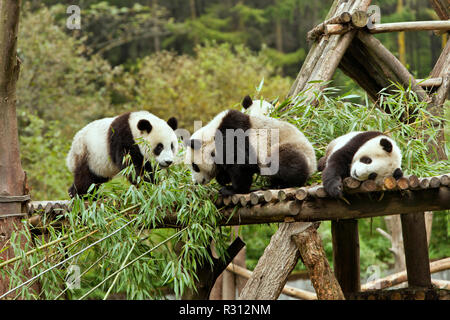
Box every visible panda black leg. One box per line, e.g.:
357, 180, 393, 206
220, 165, 254, 195
70, 160, 109, 198
269, 145, 309, 188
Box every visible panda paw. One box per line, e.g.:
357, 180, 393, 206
219, 186, 236, 196
324, 179, 343, 198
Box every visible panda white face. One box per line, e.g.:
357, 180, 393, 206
130, 112, 178, 168
241, 95, 273, 117
350, 136, 402, 183
186, 138, 216, 184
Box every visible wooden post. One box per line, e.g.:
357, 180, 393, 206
0, 0, 38, 297
292, 223, 345, 300
331, 219, 360, 297
400, 212, 432, 288
238, 222, 311, 300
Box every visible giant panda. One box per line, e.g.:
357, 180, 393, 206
318, 131, 403, 198
66, 111, 178, 197
241, 95, 274, 117
186, 109, 316, 195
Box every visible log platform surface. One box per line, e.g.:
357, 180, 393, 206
27, 173, 450, 228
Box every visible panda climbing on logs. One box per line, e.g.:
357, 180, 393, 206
318, 131, 403, 198
66, 111, 178, 197
241, 95, 274, 117
186, 109, 316, 196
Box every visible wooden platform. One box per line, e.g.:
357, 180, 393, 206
27, 174, 450, 228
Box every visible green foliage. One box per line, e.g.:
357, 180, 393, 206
1, 161, 231, 300
131, 43, 290, 131
19, 113, 72, 200
17, 6, 120, 134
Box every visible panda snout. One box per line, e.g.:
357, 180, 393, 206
159, 160, 173, 168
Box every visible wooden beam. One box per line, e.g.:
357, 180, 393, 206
368, 21, 450, 34
288, 0, 373, 99
307, 11, 352, 41
416, 77, 442, 87
428, 0, 449, 20
362, 257, 450, 290
331, 220, 360, 297
400, 212, 432, 288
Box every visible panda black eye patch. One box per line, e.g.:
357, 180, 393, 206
153, 143, 164, 156
360, 156, 372, 164
192, 163, 200, 173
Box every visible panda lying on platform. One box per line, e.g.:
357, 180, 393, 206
186, 109, 316, 195
66, 111, 178, 197
318, 131, 403, 198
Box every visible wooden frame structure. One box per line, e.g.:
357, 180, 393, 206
1, 0, 449, 300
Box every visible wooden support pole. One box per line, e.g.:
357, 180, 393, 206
0, 0, 40, 298
238, 222, 312, 300
331, 219, 360, 297
226, 263, 317, 300
400, 212, 432, 288
292, 223, 345, 300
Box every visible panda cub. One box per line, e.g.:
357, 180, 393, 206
318, 131, 403, 198
241, 95, 274, 117
66, 111, 178, 197
187, 109, 316, 195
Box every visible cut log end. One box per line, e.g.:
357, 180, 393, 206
384, 176, 397, 190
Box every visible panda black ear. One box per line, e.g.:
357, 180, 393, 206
242, 95, 253, 109
137, 119, 152, 133
189, 139, 201, 150
167, 117, 178, 130
380, 138, 393, 153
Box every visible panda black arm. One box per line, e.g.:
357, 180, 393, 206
219, 165, 254, 195
215, 166, 231, 186
322, 153, 352, 198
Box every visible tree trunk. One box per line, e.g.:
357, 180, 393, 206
0, 0, 39, 298
384, 215, 406, 272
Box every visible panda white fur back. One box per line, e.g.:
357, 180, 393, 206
67, 111, 178, 197
318, 131, 403, 198
187, 109, 316, 195
241, 95, 274, 117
